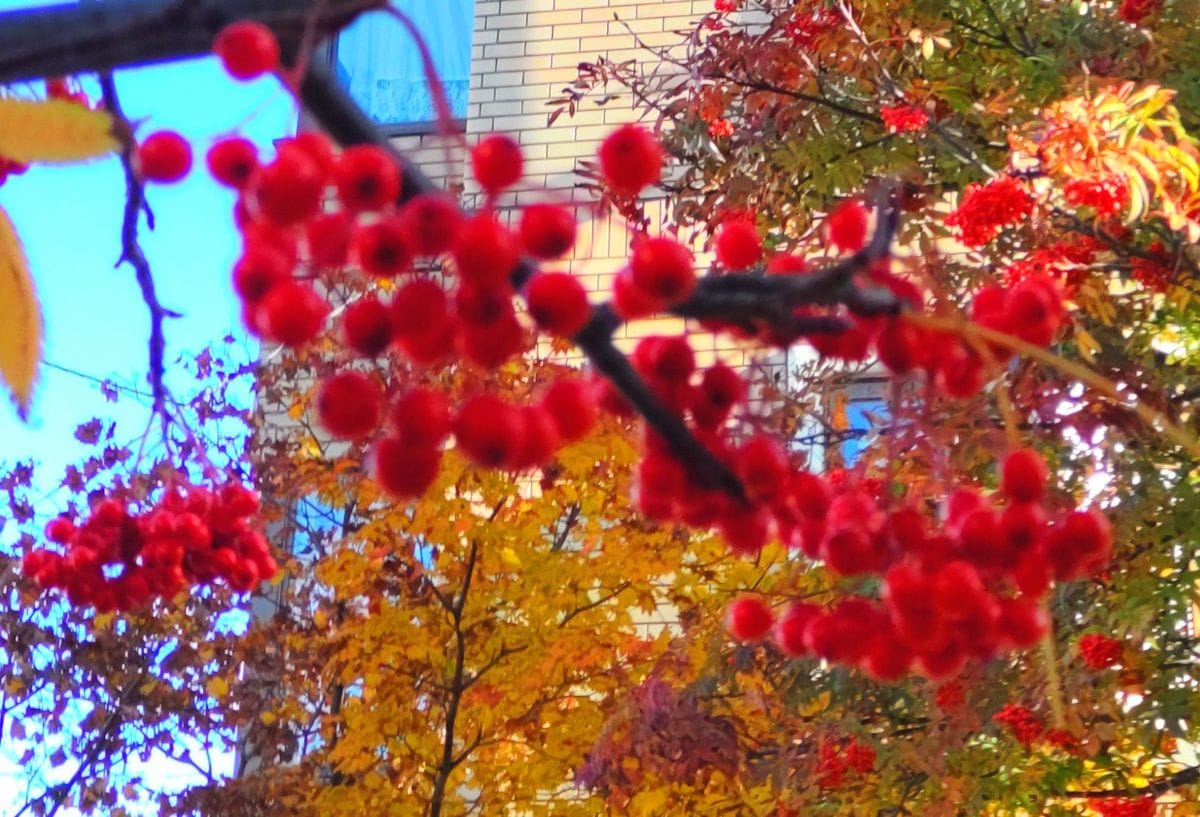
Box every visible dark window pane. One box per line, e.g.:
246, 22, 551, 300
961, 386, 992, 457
335, 0, 474, 128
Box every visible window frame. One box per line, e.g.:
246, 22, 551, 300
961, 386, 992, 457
325, 13, 471, 138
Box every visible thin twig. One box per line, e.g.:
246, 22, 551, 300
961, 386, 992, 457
97, 72, 176, 438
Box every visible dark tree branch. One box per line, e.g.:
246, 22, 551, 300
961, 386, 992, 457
1063, 765, 1200, 798
97, 73, 176, 430
0, 0, 381, 86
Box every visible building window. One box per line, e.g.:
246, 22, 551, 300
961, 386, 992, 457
333, 0, 474, 134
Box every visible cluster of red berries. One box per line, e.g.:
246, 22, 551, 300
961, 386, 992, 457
945, 175, 1035, 247
1005, 236, 1102, 295
724, 448, 1112, 680
1078, 633, 1124, 669
1063, 175, 1130, 218
21, 482, 276, 613
1090, 797, 1157, 817
316, 373, 598, 499
786, 6, 842, 48
993, 703, 1045, 746
879, 104, 929, 134
814, 737, 876, 789
1117, 0, 1163, 24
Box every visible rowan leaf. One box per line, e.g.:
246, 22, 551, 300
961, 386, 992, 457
0, 205, 40, 418
0, 97, 119, 164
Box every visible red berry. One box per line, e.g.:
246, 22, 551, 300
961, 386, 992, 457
256, 281, 329, 346
633, 336, 695, 384
389, 388, 452, 447
391, 279, 451, 340
305, 211, 353, 269
374, 438, 442, 498
254, 149, 324, 226
206, 137, 258, 189
45, 517, 75, 544
630, 236, 695, 304
862, 635, 912, 682
459, 314, 525, 369
353, 216, 413, 278
714, 217, 762, 270
471, 134, 524, 194
737, 435, 788, 503
826, 199, 869, 252
597, 123, 663, 196
936, 343, 984, 398
342, 295, 394, 357
214, 21, 280, 80
316, 371, 383, 439
137, 131, 192, 183
519, 203, 576, 259
241, 218, 298, 268
511, 405, 562, 470
767, 253, 808, 275
691, 363, 745, 428
232, 245, 291, 303
288, 132, 338, 177
335, 145, 401, 212
611, 267, 664, 319
525, 272, 590, 336
540, 379, 597, 442
399, 193, 463, 256
999, 598, 1049, 649
454, 394, 525, 468
876, 319, 925, 373
726, 595, 774, 641
452, 214, 520, 285
1001, 448, 1049, 503
774, 601, 819, 656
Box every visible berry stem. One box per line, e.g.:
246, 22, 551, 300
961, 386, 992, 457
1042, 624, 1067, 730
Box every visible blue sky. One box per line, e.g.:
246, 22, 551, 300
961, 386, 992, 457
0, 3, 297, 809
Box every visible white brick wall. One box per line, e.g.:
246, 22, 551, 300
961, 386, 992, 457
379, 0, 764, 371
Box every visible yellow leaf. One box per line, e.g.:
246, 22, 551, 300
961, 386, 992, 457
260, 711, 277, 725
0, 205, 40, 418
799, 690, 832, 716
0, 97, 119, 164
500, 547, 522, 569
205, 677, 230, 699
1075, 328, 1101, 365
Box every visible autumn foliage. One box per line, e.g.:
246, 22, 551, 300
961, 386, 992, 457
1, 0, 1200, 816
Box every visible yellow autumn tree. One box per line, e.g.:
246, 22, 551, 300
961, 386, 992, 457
171, 347, 794, 817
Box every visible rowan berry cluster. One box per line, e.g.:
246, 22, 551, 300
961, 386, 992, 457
879, 104, 928, 134
993, 703, 1045, 746
1090, 798, 1157, 817
1078, 633, 1124, 669
945, 176, 1035, 247
1117, 0, 1163, 24
814, 737, 876, 789
116, 20, 1107, 684
22, 482, 276, 613
1063, 175, 1129, 218
724, 448, 1111, 680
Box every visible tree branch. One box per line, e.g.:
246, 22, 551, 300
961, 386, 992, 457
97, 72, 176, 432
0, 0, 380, 86
1063, 765, 1200, 798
